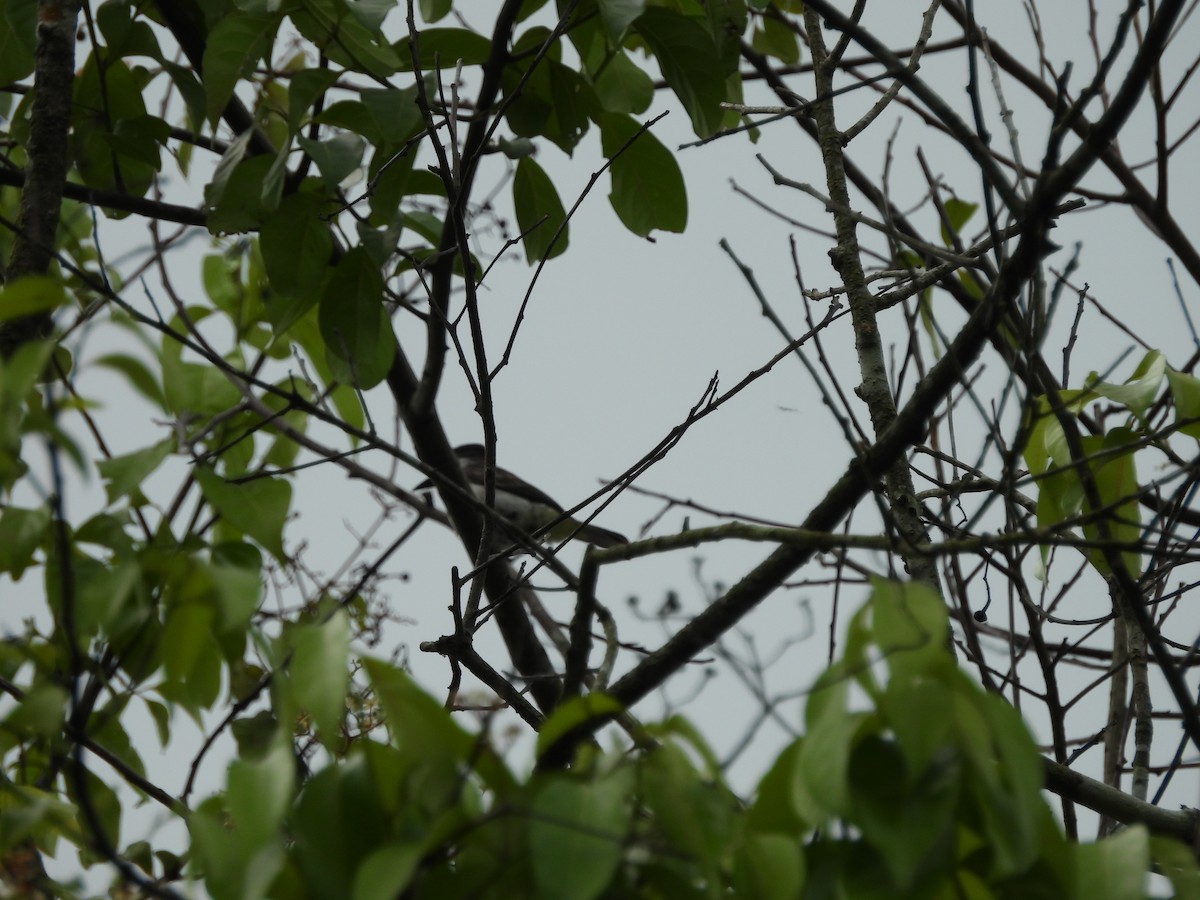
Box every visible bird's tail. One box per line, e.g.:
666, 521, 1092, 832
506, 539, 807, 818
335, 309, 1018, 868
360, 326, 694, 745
574, 522, 628, 548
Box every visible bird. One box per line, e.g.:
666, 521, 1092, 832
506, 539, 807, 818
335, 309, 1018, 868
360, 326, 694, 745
423, 443, 628, 548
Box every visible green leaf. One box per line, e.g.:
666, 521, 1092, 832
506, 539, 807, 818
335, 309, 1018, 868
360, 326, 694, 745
361, 88, 424, 143
598, 112, 687, 236
592, 50, 654, 115
232, 710, 279, 761
195, 466, 292, 562
419, 0, 452, 23
640, 744, 734, 886
206, 143, 278, 233
318, 247, 395, 389
290, 760, 394, 897
364, 659, 516, 793
44, 344, 73, 383
260, 193, 334, 304
1167, 369, 1200, 438
797, 668, 863, 822
203, 11, 279, 125
161, 601, 216, 689
189, 797, 245, 899
319, 100, 379, 142
75, 512, 135, 555
0, 337, 53, 405
746, 739, 807, 835
732, 832, 805, 900
1084, 349, 1165, 420
97, 2, 162, 60
503, 57, 594, 154
4, 682, 68, 739
364, 658, 471, 759
163, 60, 206, 132
191, 796, 285, 900
1022, 394, 1075, 477
705, 0, 747, 67
208, 154, 278, 232
0, 505, 50, 578
202, 253, 244, 321
597, 0, 645, 42
259, 388, 310, 468
645, 714, 723, 776
144, 697, 172, 748
109, 115, 172, 168
298, 131, 366, 188
126, 840, 154, 877
0, 277, 68, 322
751, 16, 800, 65
228, 739, 295, 847
0, 786, 79, 851
633, 6, 728, 138
957, 689, 1045, 878
75, 561, 142, 639
348, 0, 393, 31
328, 382, 367, 436
287, 68, 341, 130
881, 678, 956, 781
160, 358, 242, 416
1021, 389, 1107, 502
536, 693, 623, 760
1040, 429, 1143, 578
940, 197, 978, 244
97, 438, 173, 505
400, 208, 445, 245
1080, 429, 1142, 578
869, 579, 950, 684
518, 0, 551, 20
92, 704, 146, 780
290, 610, 351, 749
289, 0, 401, 78
395, 27, 492, 71
530, 775, 631, 900
513, 157, 569, 263
1073, 827, 1149, 900
211, 531, 262, 571
207, 561, 263, 634
321, 89, 424, 145
848, 734, 957, 890
285, 319, 360, 437
92, 352, 166, 408
204, 126, 252, 206
66, 767, 122, 856
72, 54, 159, 198
0, 0, 36, 87
498, 136, 537, 159
352, 842, 423, 900
562, 7, 609, 75
262, 144, 289, 211
1150, 835, 1200, 900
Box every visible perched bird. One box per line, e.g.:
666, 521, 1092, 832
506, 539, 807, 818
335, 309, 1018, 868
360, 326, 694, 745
425, 443, 627, 548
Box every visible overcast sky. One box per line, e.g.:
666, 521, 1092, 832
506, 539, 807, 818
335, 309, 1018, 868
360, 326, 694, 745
6, 1, 1200, 889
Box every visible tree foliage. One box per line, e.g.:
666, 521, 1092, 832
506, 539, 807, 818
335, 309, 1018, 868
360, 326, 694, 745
1, 0, 1200, 897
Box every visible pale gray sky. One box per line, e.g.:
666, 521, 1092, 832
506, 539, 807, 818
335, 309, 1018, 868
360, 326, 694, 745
6, 1, 1200, 891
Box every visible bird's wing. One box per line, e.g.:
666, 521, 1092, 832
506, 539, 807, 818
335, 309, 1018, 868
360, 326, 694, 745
461, 459, 565, 513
